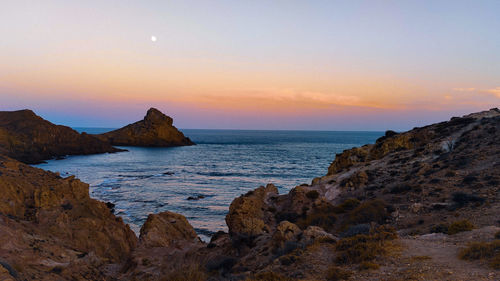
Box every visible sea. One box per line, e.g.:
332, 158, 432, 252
34, 129, 382, 241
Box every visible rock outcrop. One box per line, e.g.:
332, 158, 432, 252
226, 184, 278, 240
0, 109, 123, 164
315, 108, 500, 235
0, 154, 137, 280
139, 211, 199, 248
95, 108, 194, 147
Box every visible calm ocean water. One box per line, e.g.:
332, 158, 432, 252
34, 129, 382, 240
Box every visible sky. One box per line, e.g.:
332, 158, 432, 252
1, 0, 499, 130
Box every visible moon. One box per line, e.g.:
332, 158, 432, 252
151, 36, 157, 42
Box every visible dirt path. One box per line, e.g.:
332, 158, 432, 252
355, 226, 499, 281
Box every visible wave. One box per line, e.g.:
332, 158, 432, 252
196, 171, 247, 177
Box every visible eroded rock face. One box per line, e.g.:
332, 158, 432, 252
0, 154, 137, 280
139, 211, 199, 248
225, 184, 278, 240
0, 109, 123, 164
96, 108, 194, 147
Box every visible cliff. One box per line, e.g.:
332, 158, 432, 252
0, 154, 137, 280
0, 109, 123, 164
95, 108, 194, 147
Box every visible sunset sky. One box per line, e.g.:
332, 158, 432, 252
1, 0, 499, 130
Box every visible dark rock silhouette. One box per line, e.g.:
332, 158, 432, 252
0, 109, 123, 164
95, 108, 194, 147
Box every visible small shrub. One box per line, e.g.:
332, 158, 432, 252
335, 225, 397, 265
206, 255, 236, 273
347, 200, 389, 225
430, 224, 448, 234
447, 220, 474, 235
161, 265, 207, 281
458, 240, 500, 269
247, 272, 292, 281
336, 198, 360, 212
389, 185, 412, 194
61, 202, 73, 210
296, 202, 337, 232
411, 255, 432, 261
451, 192, 485, 207
326, 266, 352, 281
275, 212, 300, 224
340, 224, 370, 238
445, 170, 456, 177
431, 220, 474, 235
50, 266, 62, 274
306, 190, 319, 200
462, 174, 478, 184
359, 261, 380, 270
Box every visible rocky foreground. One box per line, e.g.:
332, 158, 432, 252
0, 109, 499, 281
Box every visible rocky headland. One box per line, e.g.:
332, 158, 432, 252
0, 108, 499, 280
95, 108, 194, 147
0, 110, 123, 164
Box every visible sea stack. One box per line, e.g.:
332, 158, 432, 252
95, 108, 194, 147
0, 109, 123, 164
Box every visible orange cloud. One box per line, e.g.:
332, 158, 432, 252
452, 88, 476, 92
481, 87, 500, 98
165, 88, 399, 115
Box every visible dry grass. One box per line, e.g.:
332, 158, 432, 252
335, 225, 397, 265
447, 220, 474, 235
359, 261, 380, 270
430, 219, 475, 235
458, 240, 500, 269
246, 272, 293, 281
410, 255, 432, 261
160, 265, 207, 281
347, 199, 389, 225
326, 266, 352, 281
296, 202, 337, 232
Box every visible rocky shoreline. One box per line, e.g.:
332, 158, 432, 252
0, 108, 499, 280
0, 108, 194, 165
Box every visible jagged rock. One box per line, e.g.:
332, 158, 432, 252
340, 170, 368, 189
302, 226, 338, 245
226, 184, 278, 239
328, 146, 370, 175
96, 108, 194, 147
0, 154, 137, 280
272, 221, 302, 245
0, 109, 123, 164
139, 211, 199, 248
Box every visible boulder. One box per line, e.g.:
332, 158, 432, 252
139, 211, 198, 248
302, 226, 338, 245
272, 221, 302, 247
226, 184, 278, 240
